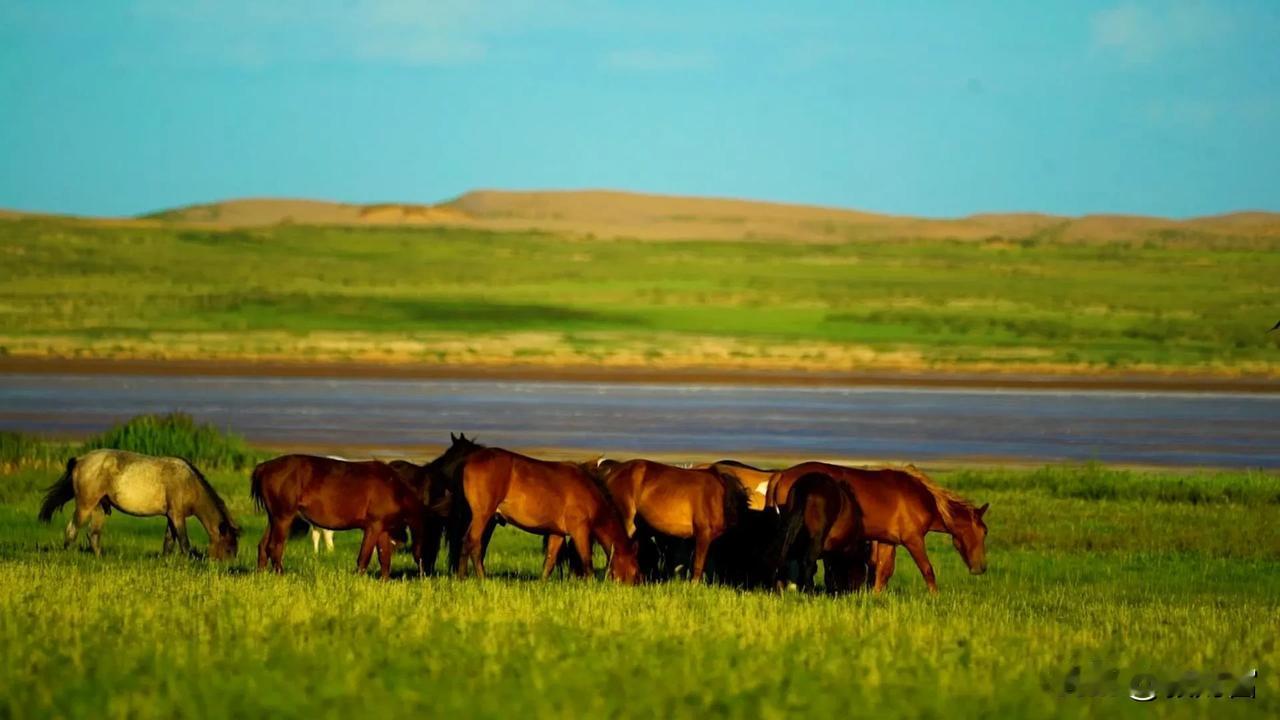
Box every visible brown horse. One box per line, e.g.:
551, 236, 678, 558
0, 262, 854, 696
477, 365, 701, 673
437, 438, 639, 583
766, 472, 867, 593
251, 455, 428, 579
596, 459, 749, 582
767, 462, 988, 594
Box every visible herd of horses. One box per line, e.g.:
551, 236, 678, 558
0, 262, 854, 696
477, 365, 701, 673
38, 434, 989, 593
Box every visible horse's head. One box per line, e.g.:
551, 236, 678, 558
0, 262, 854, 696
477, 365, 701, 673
210, 519, 241, 561
606, 540, 641, 585
950, 502, 989, 574
423, 433, 483, 485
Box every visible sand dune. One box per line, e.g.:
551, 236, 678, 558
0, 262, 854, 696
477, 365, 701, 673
4, 189, 1278, 243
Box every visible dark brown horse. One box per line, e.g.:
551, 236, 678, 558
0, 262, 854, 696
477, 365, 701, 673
251, 455, 428, 579
767, 472, 867, 593
767, 462, 988, 593
437, 438, 640, 583
595, 459, 749, 582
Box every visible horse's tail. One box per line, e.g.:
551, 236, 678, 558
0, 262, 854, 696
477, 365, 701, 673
249, 462, 268, 514
250, 460, 310, 537
765, 487, 808, 584
38, 457, 78, 523
719, 472, 749, 530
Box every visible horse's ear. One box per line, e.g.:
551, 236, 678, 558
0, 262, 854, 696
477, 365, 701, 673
977, 503, 989, 518
450, 432, 457, 442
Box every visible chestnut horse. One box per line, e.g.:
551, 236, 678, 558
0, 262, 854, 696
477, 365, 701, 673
767, 462, 987, 593
767, 472, 867, 593
437, 437, 639, 583
305, 457, 428, 553
251, 455, 428, 579
595, 459, 749, 582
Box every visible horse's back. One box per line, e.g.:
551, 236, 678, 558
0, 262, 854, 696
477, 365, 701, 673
473, 448, 602, 510
76, 449, 192, 514
630, 461, 734, 537
774, 462, 930, 543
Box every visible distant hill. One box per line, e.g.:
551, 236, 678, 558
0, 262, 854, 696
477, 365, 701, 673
6, 189, 1280, 243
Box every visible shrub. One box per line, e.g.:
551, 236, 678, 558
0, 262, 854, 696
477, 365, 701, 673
79, 413, 266, 470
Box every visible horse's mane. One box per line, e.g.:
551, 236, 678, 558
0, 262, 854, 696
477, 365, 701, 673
181, 458, 238, 531
898, 464, 974, 530
575, 458, 621, 506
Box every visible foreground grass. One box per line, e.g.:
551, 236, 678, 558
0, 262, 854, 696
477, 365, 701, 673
1, 464, 1276, 718
2, 217, 1278, 374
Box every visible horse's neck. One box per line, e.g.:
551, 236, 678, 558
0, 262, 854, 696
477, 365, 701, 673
926, 498, 953, 534
592, 512, 629, 549
190, 487, 226, 532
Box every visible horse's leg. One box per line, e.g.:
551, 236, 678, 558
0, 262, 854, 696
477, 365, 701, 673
461, 510, 495, 579
902, 536, 939, 594
163, 521, 176, 555
479, 518, 498, 563
801, 536, 824, 592
568, 524, 594, 579
311, 527, 320, 554
324, 530, 335, 552
375, 532, 394, 580
541, 535, 565, 580
64, 498, 95, 550
355, 526, 380, 576
409, 518, 427, 577
690, 527, 714, 583
170, 513, 193, 556
872, 543, 897, 594
823, 555, 850, 595
852, 541, 874, 591
88, 507, 107, 557
267, 516, 292, 573
256, 516, 274, 571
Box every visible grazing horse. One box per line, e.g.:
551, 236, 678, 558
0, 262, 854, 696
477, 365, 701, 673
595, 459, 749, 582
766, 472, 866, 593
437, 439, 639, 583
767, 462, 988, 594
306, 458, 428, 555
38, 449, 240, 560
250, 455, 427, 579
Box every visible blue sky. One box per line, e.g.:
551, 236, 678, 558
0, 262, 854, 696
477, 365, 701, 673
1, 1, 1277, 218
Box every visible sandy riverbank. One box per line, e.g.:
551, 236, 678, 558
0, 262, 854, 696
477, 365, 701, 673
1, 356, 1276, 393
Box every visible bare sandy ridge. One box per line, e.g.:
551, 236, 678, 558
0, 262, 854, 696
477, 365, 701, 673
5, 189, 1278, 242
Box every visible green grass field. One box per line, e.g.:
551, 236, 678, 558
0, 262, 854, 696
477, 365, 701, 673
2, 457, 1275, 719
2, 217, 1278, 373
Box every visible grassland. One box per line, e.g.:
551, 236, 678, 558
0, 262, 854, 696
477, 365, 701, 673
2, 215, 1278, 376
1, 449, 1276, 718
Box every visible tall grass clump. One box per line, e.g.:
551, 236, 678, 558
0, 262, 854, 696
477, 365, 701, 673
79, 412, 265, 470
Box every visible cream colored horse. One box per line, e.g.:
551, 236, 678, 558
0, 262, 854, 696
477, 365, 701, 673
38, 449, 240, 559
